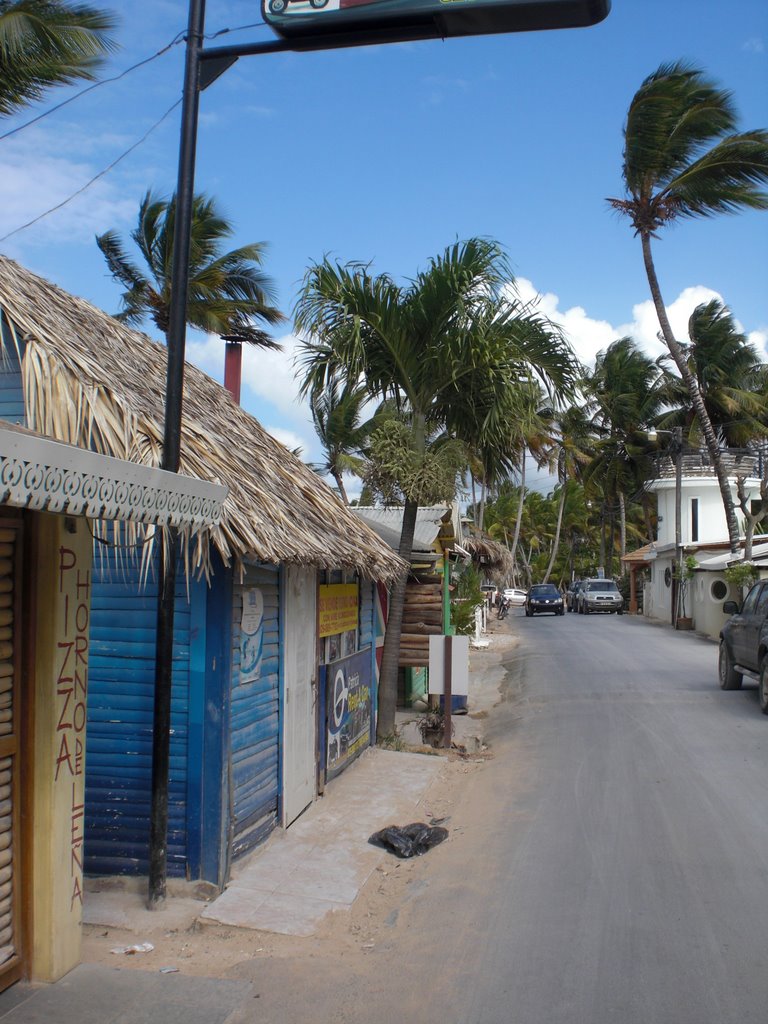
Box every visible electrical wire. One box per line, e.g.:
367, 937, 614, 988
0, 32, 186, 143
203, 21, 271, 42
0, 99, 181, 243
0, 20, 273, 243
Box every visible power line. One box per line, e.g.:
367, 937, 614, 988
0, 100, 181, 243
0, 20, 275, 243
0, 32, 186, 144
203, 21, 271, 42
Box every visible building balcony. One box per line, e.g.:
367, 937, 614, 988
652, 447, 765, 482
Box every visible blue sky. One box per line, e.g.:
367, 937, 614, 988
1, 0, 767, 489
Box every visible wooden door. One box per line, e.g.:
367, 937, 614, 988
282, 566, 316, 826
0, 520, 22, 992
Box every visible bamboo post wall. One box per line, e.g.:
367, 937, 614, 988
399, 572, 443, 667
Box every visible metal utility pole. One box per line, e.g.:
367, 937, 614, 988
148, 0, 206, 909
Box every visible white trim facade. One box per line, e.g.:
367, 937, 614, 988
0, 425, 227, 527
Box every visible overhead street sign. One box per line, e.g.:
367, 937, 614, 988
262, 0, 611, 41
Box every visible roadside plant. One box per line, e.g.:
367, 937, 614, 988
674, 555, 699, 619
451, 564, 485, 636
723, 561, 759, 595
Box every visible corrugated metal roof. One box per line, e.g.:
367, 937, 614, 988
351, 506, 450, 552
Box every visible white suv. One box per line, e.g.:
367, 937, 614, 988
578, 579, 624, 615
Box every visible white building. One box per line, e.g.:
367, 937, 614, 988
637, 450, 766, 638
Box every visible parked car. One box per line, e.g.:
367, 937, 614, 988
503, 587, 528, 607
577, 579, 624, 615
719, 582, 768, 714
525, 584, 564, 617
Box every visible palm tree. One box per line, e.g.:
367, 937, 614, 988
542, 405, 594, 582
308, 376, 373, 504
0, 0, 116, 117
97, 191, 285, 397
504, 386, 556, 585
659, 299, 768, 448
608, 62, 768, 556
584, 336, 664, 565
296, 239, 577, 738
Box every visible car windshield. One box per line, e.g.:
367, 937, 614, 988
530, 585, 560, 596
587, 582, 618, 592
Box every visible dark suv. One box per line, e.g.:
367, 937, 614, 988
719, 581, 768, 714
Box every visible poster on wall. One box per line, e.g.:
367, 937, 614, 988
319, 583, 359, 637
240, 587, 264, 684
326, 648, 372, 778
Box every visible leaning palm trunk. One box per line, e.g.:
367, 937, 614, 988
619, 491, 627, 567
478, 477, 487, 532
376, 497, 418, 740
641, 234, 741, 555
509, 453, 526, 584
332, 470, 349, 505
543, 482, 566, 583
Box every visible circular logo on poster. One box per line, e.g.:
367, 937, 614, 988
331, 667, 349, 730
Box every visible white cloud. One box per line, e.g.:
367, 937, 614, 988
185, 331, 320, 460
748, 330, 768, 357
241, 332, 307, 417
266, 426, 306, 453
0, 126, 144, 248
513, 278, 618, 366
617, 286, 724, 361
513, 278, 731, 369
742, 37, 765, 53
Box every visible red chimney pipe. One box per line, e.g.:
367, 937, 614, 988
224, 341, 242, 404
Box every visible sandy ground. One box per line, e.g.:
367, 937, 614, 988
81, 622, 519, 994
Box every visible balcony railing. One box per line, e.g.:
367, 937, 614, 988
652, 447, 765, 481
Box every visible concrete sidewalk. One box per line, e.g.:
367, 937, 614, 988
0, 625, 513, 1023
0, 964, 251, 1023
200, 746, 443, 935
81, 627, 513, 943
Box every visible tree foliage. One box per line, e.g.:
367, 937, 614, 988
0, 0, 116, 116
97, 190, 284, 346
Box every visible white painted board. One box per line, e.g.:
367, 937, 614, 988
428, 635, 469, 696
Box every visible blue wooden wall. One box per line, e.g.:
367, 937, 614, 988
0, 323, 25, 425
85, 548, 203, 876
229, 563, 280, 860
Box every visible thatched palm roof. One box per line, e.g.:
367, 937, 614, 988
0, 255, 405, 583
462, 534, 514, 576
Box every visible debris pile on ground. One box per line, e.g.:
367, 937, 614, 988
368, 822, 449, 858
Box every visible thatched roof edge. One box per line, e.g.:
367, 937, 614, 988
0, 255, 405, 583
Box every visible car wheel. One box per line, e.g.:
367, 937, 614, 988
759, 660, 768, 715
269, 0, 287, 11
617, 608, 624, 615
718, 642, 742, 691
584, 605, 590, 615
